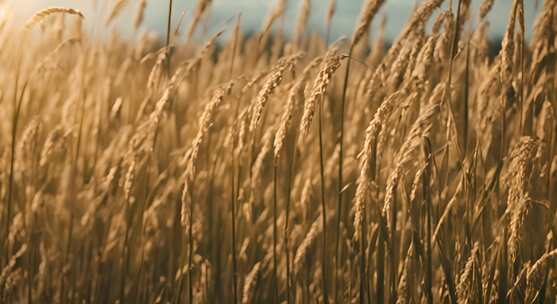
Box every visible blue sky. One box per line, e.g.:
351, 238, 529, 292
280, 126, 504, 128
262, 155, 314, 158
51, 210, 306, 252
15, 0, 543, 41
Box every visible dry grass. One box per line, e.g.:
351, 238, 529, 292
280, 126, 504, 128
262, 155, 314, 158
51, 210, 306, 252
0, 0, 556, 303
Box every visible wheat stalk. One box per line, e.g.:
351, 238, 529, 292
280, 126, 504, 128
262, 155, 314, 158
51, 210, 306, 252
25, 7, 84, 30
299, 50, 346, 137
106, 0, 128, 26
134, 0, 148, 30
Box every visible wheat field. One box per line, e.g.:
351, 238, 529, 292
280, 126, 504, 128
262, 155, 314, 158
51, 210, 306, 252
0, 0, 556, 303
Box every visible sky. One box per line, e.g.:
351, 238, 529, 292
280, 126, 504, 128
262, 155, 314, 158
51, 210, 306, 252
10, 0, 543, 41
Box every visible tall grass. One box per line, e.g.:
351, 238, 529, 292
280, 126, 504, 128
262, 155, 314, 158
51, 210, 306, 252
0, 0, 556, 303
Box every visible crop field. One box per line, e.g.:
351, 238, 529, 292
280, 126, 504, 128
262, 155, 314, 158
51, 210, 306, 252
0, 0, 556, 303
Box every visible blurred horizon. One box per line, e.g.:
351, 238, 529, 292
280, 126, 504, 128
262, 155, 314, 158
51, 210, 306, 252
10, 0, 543, 42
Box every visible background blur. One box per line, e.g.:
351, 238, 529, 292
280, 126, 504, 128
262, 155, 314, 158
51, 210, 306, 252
11, 0, 543, 41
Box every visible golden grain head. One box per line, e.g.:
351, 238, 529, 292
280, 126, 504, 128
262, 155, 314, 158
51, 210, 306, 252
25, 7, 84, 30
